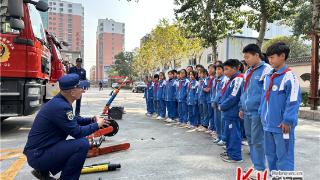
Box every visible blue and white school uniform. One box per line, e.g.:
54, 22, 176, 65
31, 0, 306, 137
157, 80, 166, 118
219, 72, 244, 161
212, 75, 228, 141
176, 78, 189, 124
198, 77, 208, 127
164, 78, 177, 119
259, 65, 301, 172
239, 61, 271, 171
187, 79, 199, 126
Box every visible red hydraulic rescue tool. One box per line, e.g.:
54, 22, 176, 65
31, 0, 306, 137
86, 77, 130, 158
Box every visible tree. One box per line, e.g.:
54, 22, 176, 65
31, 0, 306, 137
132, 19, 203, 75
244, 0, 301, 47
111, 51, 136, 77
261, 36, 311, 58
284, 0, 313, 37
174, 0, 245, 62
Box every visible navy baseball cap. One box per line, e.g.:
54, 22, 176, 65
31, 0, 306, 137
58, 74, 81, 90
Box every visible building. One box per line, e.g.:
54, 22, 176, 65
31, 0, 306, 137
90, 65, 96, 81
96, 18, 125, 81
41, 0, 84, 65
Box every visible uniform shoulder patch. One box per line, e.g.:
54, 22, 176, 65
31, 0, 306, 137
66, 111, 74, 120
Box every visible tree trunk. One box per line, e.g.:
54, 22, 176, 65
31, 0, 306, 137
257, 13, 267, 48
309, 0, 320, 110
212, 42, 218, 63
312, 0, 320, 31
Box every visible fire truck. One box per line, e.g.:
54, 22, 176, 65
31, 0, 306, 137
0, 0, 68, 121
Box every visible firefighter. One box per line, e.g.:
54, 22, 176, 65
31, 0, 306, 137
68, 58, 87, 116
23, 74, 107, 180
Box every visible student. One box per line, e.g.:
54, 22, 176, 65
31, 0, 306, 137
156, 72, 166, 120
196, 69, 209, 132
153, 74, 160, 118
176, 69, 189, 127
173, 69, 180, 121
260, 42, 301, 173
164, 70, 177, 123
239, 44, 272, 177
218, 59, 244, 163
186, 66, 193, 79
145, 76, 155, 117
204, 64, 215, 134
211, 63, 228, 144
187, 70, 200, 130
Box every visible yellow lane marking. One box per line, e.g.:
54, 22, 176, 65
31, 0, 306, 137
0, 149, 27, 180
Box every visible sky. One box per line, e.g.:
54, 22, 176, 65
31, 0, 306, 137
66, 0, 176, 72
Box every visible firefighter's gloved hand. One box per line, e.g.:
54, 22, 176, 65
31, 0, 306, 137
96, 117, 107, 128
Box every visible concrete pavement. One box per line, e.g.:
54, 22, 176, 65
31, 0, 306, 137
1, 88, 319, 180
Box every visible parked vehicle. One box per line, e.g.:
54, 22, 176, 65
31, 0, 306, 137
132, 81, 146, 93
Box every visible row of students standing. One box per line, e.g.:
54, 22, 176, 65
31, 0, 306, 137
144, 42, 301, 178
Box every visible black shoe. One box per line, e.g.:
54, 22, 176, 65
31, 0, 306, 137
31, 169, 56, 180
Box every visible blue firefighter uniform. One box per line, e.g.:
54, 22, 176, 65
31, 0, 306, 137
212, 75, 229, 142
176, 78, 189, 123
240, 61, 271, 171
187, 79, 200, 126
219, 72, 243, 161
68, 66, 86, 116
157, 80, 166, 118
259, 65, 301, 172
164, 78, 177, 119
146, 82, 154, 114
23, 74, 99, 180
197, 78, 208, 127
206, 76, 215, 131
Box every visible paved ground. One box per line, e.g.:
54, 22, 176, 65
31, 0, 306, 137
1, 88, 320, 180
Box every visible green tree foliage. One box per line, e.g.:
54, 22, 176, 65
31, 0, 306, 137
261, 36, 311, 58
111, 51, 136, 77
174, 0, 245, 62
133, 19, 203, 75
244, 0, 301, 47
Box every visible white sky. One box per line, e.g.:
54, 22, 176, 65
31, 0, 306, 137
66, 0, 175, 72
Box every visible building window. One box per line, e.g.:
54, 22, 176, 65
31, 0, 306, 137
68, 4, 72, 8
112, 28, 114, 31
53, 2, 56, 5
207, 54, 212, 63
112, 24, 114, 26
60, 3, 63, 6
68, 9, 72, 13
189, 58, 196, 65
53, 8, 56, 10
60, 8, 63, 12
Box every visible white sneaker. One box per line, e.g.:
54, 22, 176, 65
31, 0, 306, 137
217, 140, 226, 146
152, 114, 158, 118
146, 113, 152, 117
186, 128, 198, 133
164, 118, 171, 122
242, 140, 249, 146
156, 116, 161, 120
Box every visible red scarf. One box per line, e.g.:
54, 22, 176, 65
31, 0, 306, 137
178, 80, 183, 89
265, 67, 290, 102
207, 76, 214, 89
244, 67, 258, 91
